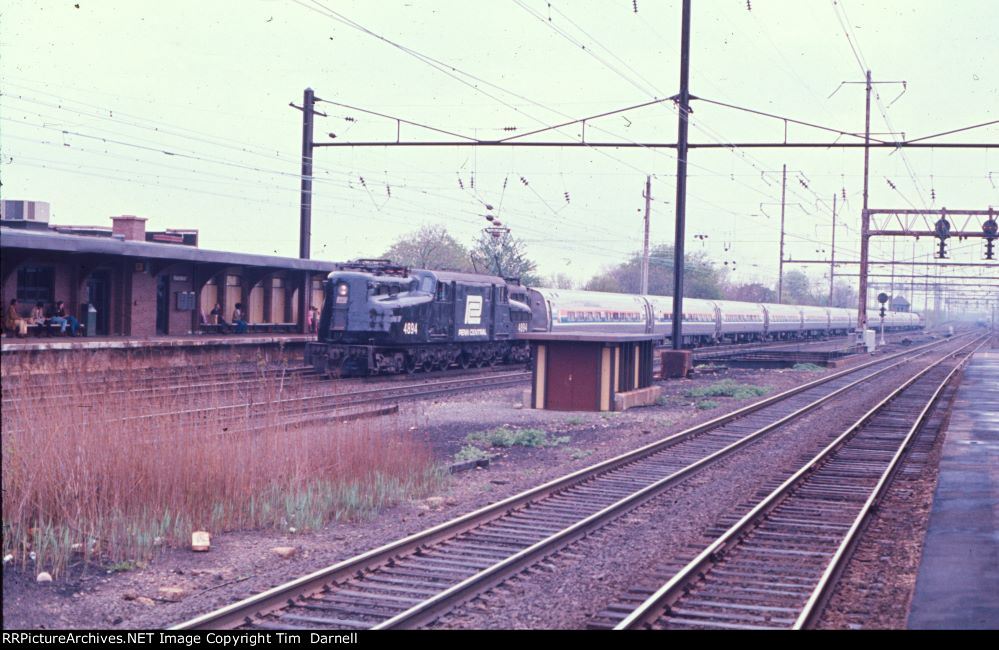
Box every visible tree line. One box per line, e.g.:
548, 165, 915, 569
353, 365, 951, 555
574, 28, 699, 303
375, 225, 858, 307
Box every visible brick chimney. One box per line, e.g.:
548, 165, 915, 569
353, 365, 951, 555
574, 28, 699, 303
111, 215, 147, 241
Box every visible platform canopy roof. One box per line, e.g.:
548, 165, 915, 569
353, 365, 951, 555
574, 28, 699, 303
1, 226, 338, 272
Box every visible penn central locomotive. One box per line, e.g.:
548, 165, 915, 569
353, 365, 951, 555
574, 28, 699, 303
305, 259, 923, 376
306, 260, 533, 376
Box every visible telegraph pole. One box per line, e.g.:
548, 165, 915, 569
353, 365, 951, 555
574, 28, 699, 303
641, 175, 651, 295
670, 0, 692, 350
778, 163, 787, 303
857, 70, 873, 331
293, 88, 318, 259
830, 193, 837, 305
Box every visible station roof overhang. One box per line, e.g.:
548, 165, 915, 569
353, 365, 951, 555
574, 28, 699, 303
0, 226, 337, 273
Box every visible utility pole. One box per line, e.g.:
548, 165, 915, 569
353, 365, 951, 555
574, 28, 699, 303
857, 70, 873, 331
889, 236, 896, 310
670, 0, 692, 351
641, 175, 651, 295
778, 163, 787, 303
829, 193, 837, 305
292, 88, 321, 259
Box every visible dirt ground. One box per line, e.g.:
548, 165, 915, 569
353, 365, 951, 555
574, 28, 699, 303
0, 362, 882, 630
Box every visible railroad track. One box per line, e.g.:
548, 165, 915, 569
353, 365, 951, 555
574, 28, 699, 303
689, 337, 855, 361
687, 330, 933, 363
599, 335, 983, 630
170, 333, 976, 631
1, 365, 318, 405
1, 370, 533, 438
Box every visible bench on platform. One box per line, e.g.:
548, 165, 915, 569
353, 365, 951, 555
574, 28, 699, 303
27, 322, 86, 337
199, 322, 299, 335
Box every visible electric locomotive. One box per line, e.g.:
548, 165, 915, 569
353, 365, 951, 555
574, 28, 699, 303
305, 259, 531, 376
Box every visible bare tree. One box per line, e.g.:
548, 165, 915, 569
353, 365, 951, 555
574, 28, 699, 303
382, 224, 474, 271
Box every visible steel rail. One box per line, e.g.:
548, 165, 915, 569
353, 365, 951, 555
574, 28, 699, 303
369, 338, 963, 629
170, 334, 967, 630
2, 363, 524, 405
112, 371, 532, 423
0, 367, 318, 405
791, 339, 983, 629
613, 335, 984, 630
0, 372, 533, 439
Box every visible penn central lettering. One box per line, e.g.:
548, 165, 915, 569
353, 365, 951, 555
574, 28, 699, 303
457, 327, 488, 337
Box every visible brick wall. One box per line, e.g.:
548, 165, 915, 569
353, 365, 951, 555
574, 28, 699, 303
165, 266, 194, 334
129, 266, 157, 337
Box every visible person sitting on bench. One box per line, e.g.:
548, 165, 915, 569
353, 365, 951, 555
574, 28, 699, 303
232, 302, 248, 334
49, 301, 80, 336
29, 302, 47, 336
5, 299, 28, 338
209, 302, 230, 333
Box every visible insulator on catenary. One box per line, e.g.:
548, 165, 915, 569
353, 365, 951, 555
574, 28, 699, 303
564, 192, 570, 203
385, 185, 391, 197
520, 176, 529, 186
457, 177, 465, 190
886, 179, 897, 190
746, 0, 752, 11
359, 176, 367, 187
633, 0, 638, 13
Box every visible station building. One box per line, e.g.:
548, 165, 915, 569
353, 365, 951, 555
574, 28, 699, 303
1, 200, 334, 337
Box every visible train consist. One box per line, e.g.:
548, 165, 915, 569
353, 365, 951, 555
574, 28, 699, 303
305, 260, 923, 376
307, 260, 532, 376
527, 288, 922, 344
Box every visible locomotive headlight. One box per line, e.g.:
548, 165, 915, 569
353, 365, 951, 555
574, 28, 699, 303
337, 283, 348, 297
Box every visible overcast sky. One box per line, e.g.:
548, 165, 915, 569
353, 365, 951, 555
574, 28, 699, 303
1, 0, 996, 305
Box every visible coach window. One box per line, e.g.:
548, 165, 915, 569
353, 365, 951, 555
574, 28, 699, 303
16, 266, 53, 304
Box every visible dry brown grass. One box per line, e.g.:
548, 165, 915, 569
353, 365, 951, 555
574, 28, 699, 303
2, 353, 443, 576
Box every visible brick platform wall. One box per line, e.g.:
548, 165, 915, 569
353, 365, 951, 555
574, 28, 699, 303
129, 269, 157, 337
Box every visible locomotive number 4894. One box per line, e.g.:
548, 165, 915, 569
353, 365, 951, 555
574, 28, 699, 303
402, 322, 419, 335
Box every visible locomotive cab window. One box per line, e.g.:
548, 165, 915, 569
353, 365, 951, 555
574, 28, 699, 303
436, 282, 452, 302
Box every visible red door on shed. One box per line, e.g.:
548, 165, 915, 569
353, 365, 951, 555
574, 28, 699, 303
544, 343, 601, 411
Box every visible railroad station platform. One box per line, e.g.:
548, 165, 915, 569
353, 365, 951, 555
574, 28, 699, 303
907, 349, 999, 630
0, 333, 311, 376
0, 332, 312, 352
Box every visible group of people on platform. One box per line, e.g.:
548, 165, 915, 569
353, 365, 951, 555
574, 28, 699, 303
4, 299, 81, 338
207, 302, 248, 334
6, 298, 321, 339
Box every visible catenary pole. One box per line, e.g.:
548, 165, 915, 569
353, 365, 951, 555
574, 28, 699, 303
830, 193, 837, 305
298, 87, 315, 260
641, 175, 651, 295
671, 0, 692, 350
857, 70, 873, 331
778, 163, 787, 303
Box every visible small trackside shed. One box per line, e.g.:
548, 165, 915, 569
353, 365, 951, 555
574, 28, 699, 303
520, 332, 661, 412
